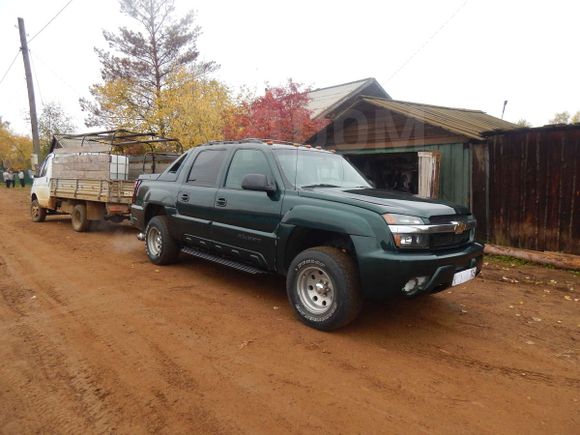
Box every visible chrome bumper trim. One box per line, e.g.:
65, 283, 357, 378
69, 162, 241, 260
388, 221, 476, 235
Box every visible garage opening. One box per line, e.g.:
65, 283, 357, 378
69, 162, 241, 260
346, 151, 440, 198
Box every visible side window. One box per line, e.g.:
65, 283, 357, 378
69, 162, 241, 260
225, 149, 272, 189
168, 153, 187, 173
187, 149, 227, 187
38, 156, 50, 178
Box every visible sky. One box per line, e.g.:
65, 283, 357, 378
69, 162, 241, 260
0, 0, 578, 136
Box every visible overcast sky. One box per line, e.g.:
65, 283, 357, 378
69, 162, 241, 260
0, 0, 578, 136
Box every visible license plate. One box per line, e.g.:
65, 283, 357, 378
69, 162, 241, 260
452, 267, 477, 286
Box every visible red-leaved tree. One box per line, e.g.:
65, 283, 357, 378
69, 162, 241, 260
224, 79, 328, 143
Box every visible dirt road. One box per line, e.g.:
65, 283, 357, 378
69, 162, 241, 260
0, 188, 578, 434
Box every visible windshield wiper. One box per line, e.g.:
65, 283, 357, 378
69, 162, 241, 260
300, 183, 341, 189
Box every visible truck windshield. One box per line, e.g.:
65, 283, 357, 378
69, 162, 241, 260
274, 148, 371, 189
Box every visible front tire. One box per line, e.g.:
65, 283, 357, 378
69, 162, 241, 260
31, 199, 46, 222
71, 204, 90, 232
287, 246, 362, 331
145, 215, 180, 265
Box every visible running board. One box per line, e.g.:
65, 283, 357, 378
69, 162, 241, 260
181, 247, 266, 275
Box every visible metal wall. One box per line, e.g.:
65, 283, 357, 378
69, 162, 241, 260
472, 126, 579, 254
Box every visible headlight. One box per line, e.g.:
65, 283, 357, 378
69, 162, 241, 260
383, 214, 429, 249
383, 214, 424, 225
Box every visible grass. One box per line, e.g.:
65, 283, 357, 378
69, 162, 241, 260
485, 254, 579, 277
485, 254, 534, 267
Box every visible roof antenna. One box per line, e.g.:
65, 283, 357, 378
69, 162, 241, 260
501, 100, 508, 119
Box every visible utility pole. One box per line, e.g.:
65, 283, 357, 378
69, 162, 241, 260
501, 100, 508, 119
17, 17, 41, 168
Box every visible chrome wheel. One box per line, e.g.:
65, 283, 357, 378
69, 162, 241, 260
296, 266, 335, 314
147, 226, 162, 256
31, 203, 40, 219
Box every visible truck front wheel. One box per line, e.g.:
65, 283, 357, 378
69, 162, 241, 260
71, 203, 90, 232
287, 246, 362, 331
31, 199, 46, 222
145, 216, 180, 265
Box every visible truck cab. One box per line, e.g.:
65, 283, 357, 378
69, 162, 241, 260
31, 153, 54, 209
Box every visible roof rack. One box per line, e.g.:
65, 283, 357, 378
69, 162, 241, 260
204, 138, 305, 147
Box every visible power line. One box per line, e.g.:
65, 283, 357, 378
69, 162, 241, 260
0, 50, 21, 88
29, 49, 82, 97
28, 0, 75, 43
386, 0, 469, 83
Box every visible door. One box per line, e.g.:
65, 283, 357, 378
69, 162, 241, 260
212, 148, 283, 270
32, 154, 53, 208
175, 149, 228, 243
418, 151, 441, 198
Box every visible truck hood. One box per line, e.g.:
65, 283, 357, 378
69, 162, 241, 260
299, 188, 470, 219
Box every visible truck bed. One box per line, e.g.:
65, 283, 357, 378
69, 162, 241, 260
50, 178, 134, 204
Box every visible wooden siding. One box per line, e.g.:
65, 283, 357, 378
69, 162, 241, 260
473, 127, 580, 254
342, 143, 471, 207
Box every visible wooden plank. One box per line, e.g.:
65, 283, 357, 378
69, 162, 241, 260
471, 143, 487, 239
49, 179, 133, 204
522, 131, 538, 250
544, 131, 561, 251
485, 243, 580, 270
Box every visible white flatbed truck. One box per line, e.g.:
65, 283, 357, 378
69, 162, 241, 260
30, 130, 181, 232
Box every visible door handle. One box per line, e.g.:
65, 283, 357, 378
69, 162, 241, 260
179, 193, 190, 202
216, 197, 227, 207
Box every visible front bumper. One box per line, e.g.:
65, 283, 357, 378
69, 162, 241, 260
352, 236, 484, 298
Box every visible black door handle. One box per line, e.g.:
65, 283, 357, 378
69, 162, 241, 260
180, 193, 189, 202
216, 197, 227, 207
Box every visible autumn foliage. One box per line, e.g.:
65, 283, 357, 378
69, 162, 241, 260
0, 118, 32, 170
224, 80, 327, 143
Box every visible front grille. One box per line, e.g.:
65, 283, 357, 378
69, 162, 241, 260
429, 214, 469, 224
428, 215, 473, 249
430, 231, 471, 249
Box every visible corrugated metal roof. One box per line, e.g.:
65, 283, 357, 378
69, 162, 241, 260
306, 78, 390, 119
360, 97, 516, 140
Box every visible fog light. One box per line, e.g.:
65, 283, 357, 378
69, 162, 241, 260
402, 276, 429, 295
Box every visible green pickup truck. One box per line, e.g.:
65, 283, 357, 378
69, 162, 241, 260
131, 139, 483, 330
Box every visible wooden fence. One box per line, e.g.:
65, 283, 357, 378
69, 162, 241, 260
472, 125, 579, 255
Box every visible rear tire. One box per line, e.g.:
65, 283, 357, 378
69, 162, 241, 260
31, 199, 46, 222
145, 215, 180, 265
71, 203, 90, 232
287, 246, 362, 331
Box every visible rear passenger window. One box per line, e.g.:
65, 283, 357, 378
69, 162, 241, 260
168, 153, 187, 173
225, 149, 272, 189
187, 150, 227, 186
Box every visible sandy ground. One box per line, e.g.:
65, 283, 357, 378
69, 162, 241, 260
0, 188, 578, 434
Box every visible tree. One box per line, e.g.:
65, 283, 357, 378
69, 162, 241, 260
549, 111, 570, 124
159, 68, 233, 147
0, 121, 32, 170
571, 111, 580, 124
224, 80, 327, 143
81, 0, 216, 133
38, 102, 75, 158
515, 119, 532, 128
